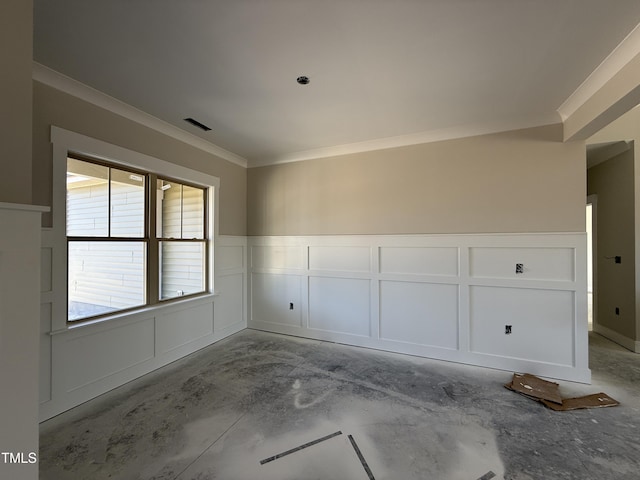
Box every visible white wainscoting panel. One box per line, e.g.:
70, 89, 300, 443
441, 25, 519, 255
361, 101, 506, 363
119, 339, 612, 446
251, 244, 304, 270
470, 247, 575, 282
0, 204, 47, 480
215, 235, 248, 338
308, 246, 371, 273
308, 276, 371, 336
156, 303, 214, 355
39, 303, 53, 404
60, 317, 156, 393
251, 273, 302, 327
248, 234, 590, 383
380, 280, 458, 349
469, 286, 575, 366
380, 246, 459, 276
216, 245, 244, 272
40, 234, 247, 421
214, 273, 245, 332
41, 247, 53, 293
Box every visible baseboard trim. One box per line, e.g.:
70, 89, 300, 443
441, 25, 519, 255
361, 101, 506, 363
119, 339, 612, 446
593, 323, 640, 353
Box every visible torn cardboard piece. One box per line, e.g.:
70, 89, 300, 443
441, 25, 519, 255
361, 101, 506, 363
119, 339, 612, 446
541, 393, 619, 411
505, 373, 563, 404
504, 373, 619, 411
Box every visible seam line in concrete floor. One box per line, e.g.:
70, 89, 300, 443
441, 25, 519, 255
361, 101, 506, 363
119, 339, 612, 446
173, 412, 246, 480
348, 434, 376, 479
260, 430, 343, 465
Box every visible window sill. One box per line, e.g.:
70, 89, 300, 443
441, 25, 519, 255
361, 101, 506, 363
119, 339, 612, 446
50, 292, 218, 336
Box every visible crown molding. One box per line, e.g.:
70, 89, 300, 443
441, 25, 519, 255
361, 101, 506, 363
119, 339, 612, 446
249, 113, 561, 168
32, 62, 248, 168
558, 22, 640, 122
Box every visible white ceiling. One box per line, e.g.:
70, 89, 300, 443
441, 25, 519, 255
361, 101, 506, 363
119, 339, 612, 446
33, 0, 640, 167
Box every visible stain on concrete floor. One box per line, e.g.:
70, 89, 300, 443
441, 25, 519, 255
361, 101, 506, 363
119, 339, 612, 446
39, 331, 640, 479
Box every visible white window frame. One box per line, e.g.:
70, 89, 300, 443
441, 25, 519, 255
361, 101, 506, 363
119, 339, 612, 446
50, 126, 219, 332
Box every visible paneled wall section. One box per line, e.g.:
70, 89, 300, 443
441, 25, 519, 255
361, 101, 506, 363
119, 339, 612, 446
248, 234, 590, 383
39, 235, 247, 421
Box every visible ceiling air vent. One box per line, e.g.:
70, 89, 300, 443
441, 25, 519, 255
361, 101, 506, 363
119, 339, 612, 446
184, 117, 212, 131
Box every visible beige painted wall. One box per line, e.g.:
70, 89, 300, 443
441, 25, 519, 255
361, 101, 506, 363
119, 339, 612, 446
588, 105, 640, 144
0, 0, 33, 204
32, 82, 247, 235
248, 124, 585, 236
587, 148, 636, 340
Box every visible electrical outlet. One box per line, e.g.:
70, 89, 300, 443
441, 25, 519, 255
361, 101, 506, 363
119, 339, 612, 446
505, 325, 512, 334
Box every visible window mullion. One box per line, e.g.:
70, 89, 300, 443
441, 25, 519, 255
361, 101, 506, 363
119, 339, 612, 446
148, 174, 159, 305
107, 167, 112, 236
180, 184, 184, 240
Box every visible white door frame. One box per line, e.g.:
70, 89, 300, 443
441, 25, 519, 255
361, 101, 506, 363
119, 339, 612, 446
587, 194, 598, 331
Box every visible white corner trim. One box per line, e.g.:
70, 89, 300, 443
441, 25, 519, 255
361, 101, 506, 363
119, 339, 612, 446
250, 114, 560, 168
33, 62, 248, 169
557, 22, 640, 121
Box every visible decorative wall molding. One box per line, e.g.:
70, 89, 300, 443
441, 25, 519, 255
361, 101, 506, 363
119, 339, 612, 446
247, 233, 591, 383
251, 115, 560, 167
39, 234, 247, 421
558, 22, 640, 121
0, 205, 47, 478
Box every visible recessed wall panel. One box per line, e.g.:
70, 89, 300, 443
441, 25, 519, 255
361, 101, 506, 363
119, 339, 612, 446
61, 318, 155, 392
214, 273, 244, 331
39, 303, 52, 403
470, 286, 574, 366
308, 246, 371, 273
380, 247, 458, 276
251, 272, 302, 326
308, 276, 370, 336
216, 245, 243, 271
41, 247, 52, 292
380, 281, 458, 348
470, 247, 575, 281
156, 303, 214, 354
251, 245, 303, 270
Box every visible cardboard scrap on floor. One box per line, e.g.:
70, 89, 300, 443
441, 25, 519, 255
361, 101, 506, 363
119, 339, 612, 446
505, 373, 619, 411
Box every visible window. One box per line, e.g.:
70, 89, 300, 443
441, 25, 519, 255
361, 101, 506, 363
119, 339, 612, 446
157, 179, 206, 300
66, 156, 208, 321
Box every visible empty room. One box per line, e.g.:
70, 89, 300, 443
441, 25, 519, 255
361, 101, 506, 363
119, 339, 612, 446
2, 1, 640, 479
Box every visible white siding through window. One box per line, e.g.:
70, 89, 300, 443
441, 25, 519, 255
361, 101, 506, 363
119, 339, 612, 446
160, 184, 205, 299
67, 181, 145, 317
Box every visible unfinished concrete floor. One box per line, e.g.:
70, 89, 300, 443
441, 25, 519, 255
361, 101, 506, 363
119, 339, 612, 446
40, 330, 640, 480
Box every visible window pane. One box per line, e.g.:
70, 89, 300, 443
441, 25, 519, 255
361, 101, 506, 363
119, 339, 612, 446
159, 180, 181, 238
110, 168, 145, 237
158, 180, 205, 239
160, 241, 205, 300
68, 241, 146, 321
182, 185, 205, 239
67, 158, 109, 236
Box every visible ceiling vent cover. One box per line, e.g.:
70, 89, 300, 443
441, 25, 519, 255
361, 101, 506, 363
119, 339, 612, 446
184, 117, 212, 131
